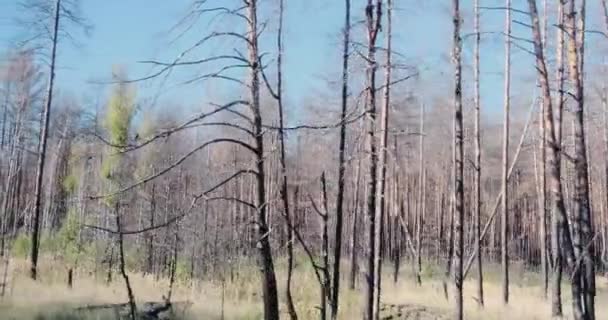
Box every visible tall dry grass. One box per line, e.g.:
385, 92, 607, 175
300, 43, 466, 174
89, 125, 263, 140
0, 256, 606, 319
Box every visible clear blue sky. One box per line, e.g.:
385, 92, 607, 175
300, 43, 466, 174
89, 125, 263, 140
1, 0, 605, 121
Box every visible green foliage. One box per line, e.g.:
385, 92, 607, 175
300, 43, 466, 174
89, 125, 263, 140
175, 258, 191, 284
11, 234, 60, 258
103, 67, 136, 151
57, 210, 81, 265
61, 173, 78, 195
11, 233, 31, 258
100, 66, 137, 206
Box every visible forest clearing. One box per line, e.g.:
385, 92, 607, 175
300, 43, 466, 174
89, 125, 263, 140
1, 0, 608, 319
2, 256, 606, 319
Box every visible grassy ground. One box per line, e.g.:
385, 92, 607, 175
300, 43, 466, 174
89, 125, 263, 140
1, 256, 606, 319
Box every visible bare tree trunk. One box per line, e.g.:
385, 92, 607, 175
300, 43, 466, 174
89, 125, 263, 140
565, 1, 595, 318
539, 0, 549, 300
349, 154, 362, 290
30, 0, 61, 280
527, 0, 578, 317
373, 0, 391, 313
273, 1, 297, 318
0, 83, 8, 150
116, 205, 136, 320
320, 173, 330, 320
501, 0, 512, 305
552, 1, 566, 315
247, 2, 279, 319
331, 0, 351, 317
443, 177, 454, 301
392, 158, 401, 283
415, 101, 424, 286
603, 79, 608, 269
363, 1, 382, 319
473, 0, 484, 306
451, 0, 464, 318
146, 184, 156, 275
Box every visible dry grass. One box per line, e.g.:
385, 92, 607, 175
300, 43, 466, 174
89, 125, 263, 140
0, 256, 606, 319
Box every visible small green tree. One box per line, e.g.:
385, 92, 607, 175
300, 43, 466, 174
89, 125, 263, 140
100, 66, 138, 319
57, 209, 81, 264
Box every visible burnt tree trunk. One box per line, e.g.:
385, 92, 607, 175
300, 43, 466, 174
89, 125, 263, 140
31, 0, 61, 280
247, 1, 279, 319
331, 0, 351, 317
451, 0, 464, 318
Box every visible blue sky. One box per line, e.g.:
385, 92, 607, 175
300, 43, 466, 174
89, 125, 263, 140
1, 0, 605, 121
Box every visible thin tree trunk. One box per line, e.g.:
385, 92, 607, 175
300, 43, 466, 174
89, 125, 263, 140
320, 173, 330, 320
363, 1, 382, 319
603, 79, 608, 268
116, 205, 136, 320
0, 83, 8, 150
274, 1, 297, 318
552, 1, 566, 315
415, 101, 424, 286
248, 2, 279, 319
30, 0, 61, 280
473, 0, 484, 306
331, 0, 351, 317
539, 0, 549, 300
373, 0, 391, 314
451, 0, 464, 318
349, 154, 362, 290
501, 0, 512, 305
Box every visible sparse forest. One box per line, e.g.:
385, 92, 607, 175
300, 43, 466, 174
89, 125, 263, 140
0, 0, 608, 319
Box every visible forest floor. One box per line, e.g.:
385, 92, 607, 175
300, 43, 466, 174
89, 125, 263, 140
0, 256, 607, 319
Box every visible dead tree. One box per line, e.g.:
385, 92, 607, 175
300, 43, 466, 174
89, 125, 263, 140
451, 0, 465, 319
116, 205, 136, 320
315, 173, 331, 320
247, 2, 280, 319
272, 0, 297, 318
374, 0, 392, 312
565, 0, 595, 318
362, 1, 382, 319
349, 144, 362, 290
526, 0, 579, 317
602, 0, 608, 273
415, 101, 424, 286
331, 0, 351, 317
553, 0, 566, 314
500, 0, 512, 305
538, 0, 549, 300
30, 0, 61, 280
472, 0, 484, 306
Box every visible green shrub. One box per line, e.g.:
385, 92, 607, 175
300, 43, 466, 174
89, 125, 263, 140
11, 233, 31, 258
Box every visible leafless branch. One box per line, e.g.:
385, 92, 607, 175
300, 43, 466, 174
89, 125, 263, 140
89, 138, 256, 200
